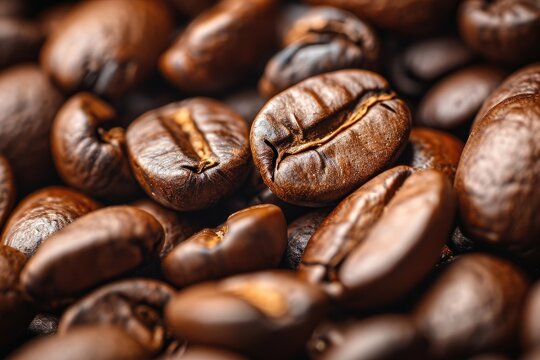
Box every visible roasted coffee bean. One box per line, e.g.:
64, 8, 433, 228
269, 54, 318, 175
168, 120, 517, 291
398, 128, 464, 182
20, 206, 163, 306
259, 7, 379, 98
127, 99, 251, 211
223, 88, 266, 126
160, 0, 277, 94
414, 254, 529, 359
522, 282, 540, 350
0, 65, 64, 193
165, 271, 327, 358
168, 0, 217, 18
251, 69, 411, 206
171, 347, 247, 360
417, 65, 506, 130
0, 154, 15, 229
162, 205, 287, 287
455, 94, 540, 260
0, 18, 43, 68
8, 325, 151, 360
299, 166, 455, 309
51, 93, 140, 200
41, 0, 173, 98
284, 208, 330, 270
0, 246, 34, 349
459, 0, 540, 64
1, 187, 100, 257
60, 279, 175, 354
304, 0, 458, 35
27, 313, 58, 337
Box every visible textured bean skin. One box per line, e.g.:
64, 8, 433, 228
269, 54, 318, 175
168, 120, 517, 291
1, 187, 100, 257
251, 70, 411, 206
160, 0, 277, 94
414, 254, 529, 359
0, 18, 43, 68
459, 0, 540, 64
20, 206, 164, 305
0, 155, 15, 230
162, 205, 287, 287
0, 65, 64, 193
41, 0, 173, 98
51, 93, 140, 200
127, 99, 251, 211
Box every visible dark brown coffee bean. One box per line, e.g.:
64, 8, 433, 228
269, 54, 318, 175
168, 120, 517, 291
259, 7, 380, 98
417, 65, 506, 130
1, 187, 100, 257
165, 271, 327, 358
459, 0, 540, 64
414, 254, 529, 359
304, 0, 458, 35
0, 18, 43, 68
284, 208, 331, 270
51, 93, 140, 200
318, 316, 428, 360
162, 205, 287, 287
20, 206, 164, 306
455, 95, 540, 260
41, 0, 173, 98
223, 88, 266, 126
251, 69, 411, 206
126, 98, 251, 211
59, 279, 175, 354
0, 65, 64, 193
299, 166, 455, 309
27, 313, 58, 337
523, 282, 540, 351
398, 128, 464, 182
160, 0, 277, 94
170, 347, 247, 360
0, 246, 34, 349
8, 325, 151, 360
0, 154, 15, 229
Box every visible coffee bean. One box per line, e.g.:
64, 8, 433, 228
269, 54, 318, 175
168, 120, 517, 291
0, 245, 34, 349
299, 166, 455, 309
0, 65, 64, 193
51, 93, 140, 200
160, 0, 277, 94
1, 187, 100, 257
59, 279, 175, 354
165, 271, 327, 358
126, 98, 251, 211
251, 69, 411, 206
162, 205, 287, 287
523, 282, 540, 351
0, 154, 15, 229
8, 325, 151, 360
459, 0, 540, 64
414, 254, 529, 359
455, 95, 540, 260
259, 7, 380, 98
20, 206, 163, 306
41, 0, 173, 98
0, 18, 43, 68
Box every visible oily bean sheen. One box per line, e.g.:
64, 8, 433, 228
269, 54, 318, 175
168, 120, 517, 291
1, 187, 100, 257
51, 93, 140, 200
41, 0, 173, 98
0, 246, 34, 349
523, 282, 540, 350
162, 204, 287, 287
165, 271, 327, 358
459, 0, 540, 64
59, 279, 175, 354
0, 65, 64, 193
414, 254, 529, 359
299, 166, 455, 309
304, 0, 457, 35
0, 155, 15, 229
20, 206, 164, 305
455, 95, 540, 260
8, 325, 150, 360
398, 128, 464, 182
251, 69, 411, 206
0, 18, 43, 68
126, 99, 251, 212
160, 0, 278, 94
259, 7, 380, 98
417, 65, 506, 130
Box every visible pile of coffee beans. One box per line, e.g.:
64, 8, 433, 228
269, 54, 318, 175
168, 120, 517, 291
1, 0, 539, 359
